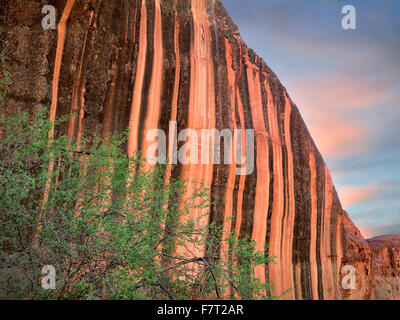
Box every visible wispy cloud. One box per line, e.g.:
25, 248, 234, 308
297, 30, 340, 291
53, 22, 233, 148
288, 71, 398, 159
338, 182, 385, 208
359, 218, 400, 239
292, 72, 396, 110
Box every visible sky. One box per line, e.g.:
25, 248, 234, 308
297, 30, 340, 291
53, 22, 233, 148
222, 0, 400, 238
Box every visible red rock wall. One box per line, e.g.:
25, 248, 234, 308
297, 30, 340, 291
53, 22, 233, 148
2, 0, 394, 299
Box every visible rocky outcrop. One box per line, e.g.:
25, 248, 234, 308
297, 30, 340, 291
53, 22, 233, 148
367, 235, 400, 300
1, 0, 399, 299
340, 215, 400, 300
341, 211, 376, 300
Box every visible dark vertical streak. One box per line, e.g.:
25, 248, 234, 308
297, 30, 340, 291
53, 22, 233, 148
237, 57, 256, 239
137, 0, 155, 152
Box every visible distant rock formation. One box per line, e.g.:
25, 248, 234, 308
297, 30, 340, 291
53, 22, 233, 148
367, 235, 400, 300
1, 0, 399, 299
341, 211, 376, 299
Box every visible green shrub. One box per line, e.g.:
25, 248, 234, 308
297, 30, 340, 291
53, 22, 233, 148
0, 54, 279, 299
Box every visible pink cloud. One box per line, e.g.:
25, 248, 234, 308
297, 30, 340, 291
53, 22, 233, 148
358, 218, 400, 239
286, 72, 395, 159
358, 226, 375, 239
306, 112, 367, 158
292, 73, 393, 111
338, 182, 384, 208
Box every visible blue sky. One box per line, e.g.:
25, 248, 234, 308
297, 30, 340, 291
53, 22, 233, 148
222, 0, 400, 238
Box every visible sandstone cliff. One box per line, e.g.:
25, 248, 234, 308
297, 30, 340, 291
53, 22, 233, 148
0, 0, 398, 299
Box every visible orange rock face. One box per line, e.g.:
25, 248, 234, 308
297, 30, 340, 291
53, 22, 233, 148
1, 0, 399, 299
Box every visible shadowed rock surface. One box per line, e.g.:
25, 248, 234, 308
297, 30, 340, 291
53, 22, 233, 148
0, 0, 399, 299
